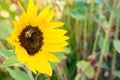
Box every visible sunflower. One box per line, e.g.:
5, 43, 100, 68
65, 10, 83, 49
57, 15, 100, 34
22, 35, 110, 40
7, 0, 69, 76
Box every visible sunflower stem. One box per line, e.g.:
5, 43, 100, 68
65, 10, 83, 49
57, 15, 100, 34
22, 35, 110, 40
23, 65, 34, 80
34, 73, 40, 80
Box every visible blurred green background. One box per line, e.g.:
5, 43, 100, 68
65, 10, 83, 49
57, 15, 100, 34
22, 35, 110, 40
0, 0, 120, 80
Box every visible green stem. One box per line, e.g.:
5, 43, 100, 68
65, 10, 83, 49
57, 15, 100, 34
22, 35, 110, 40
95, 3, 115, 80
90, 0, 94, 14
88, 0, 94, 54
92, 24, 100, 55
83, 19, 87, 59
89, 0, 94, 29
56, 66, 64, 80
111, 17, 119, 80
65, 61, 69, 80
92, 4, 103, 55
76, 20, 80, 60
63, 64, 68, 80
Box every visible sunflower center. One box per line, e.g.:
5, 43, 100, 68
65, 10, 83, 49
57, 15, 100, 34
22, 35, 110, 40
19, 25, 43, 56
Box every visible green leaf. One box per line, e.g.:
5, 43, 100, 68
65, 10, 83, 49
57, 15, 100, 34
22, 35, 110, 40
7, 68, 30, 80
70, 2, 88, 20
113, 71, 120, 78
64, 47, 71, 54
115, 10, 120, 18
75, 0, 85, 2
75, 61, 94, 80
113, 39, 120, 53
75, 0, 105, 3
102, 62, 109, 70
70, 8, 88, 20
101, 19, 108, 28
1, 56, 20, 67
94, 0, 105, 3
98, 35, 110, 57
0, 49, 15, 59
75, 73, 86, 80
0, 71, 7, 80
0, 20, 13, 40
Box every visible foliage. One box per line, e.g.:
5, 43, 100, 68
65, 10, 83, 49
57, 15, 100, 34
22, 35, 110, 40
0, 0, 120, 80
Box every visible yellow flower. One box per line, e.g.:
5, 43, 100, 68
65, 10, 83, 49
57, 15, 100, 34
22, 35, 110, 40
7, 0, 69, 76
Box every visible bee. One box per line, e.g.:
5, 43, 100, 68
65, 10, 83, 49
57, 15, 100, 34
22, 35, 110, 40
25, 29, 34, 38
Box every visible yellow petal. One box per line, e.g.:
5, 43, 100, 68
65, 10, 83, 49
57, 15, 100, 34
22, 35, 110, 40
19, 12, 28, 30
27, 53, 46, 75
15, 45, 29, 64
43, 29, 67, 38
36, 7, 55, 29
27, 0, 35, 13
42, 45, 65, 52
26, 57, 37, 74
44, 36, 69, 43
34, 54, 52, 76
43, 22, 64, 30
33, 62, 45, 74
27, 0, 39, 23
34, 6, 50, 26
12, 20, 18, 28
7, 36, 19, 46
44, 29, 67, 33
44, 52, 60, 62
44, 41, 68, 47
12, 21, 22, 35
37, 60, 52, 76
23, 0, 39, 25
44, 9, 54, 24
